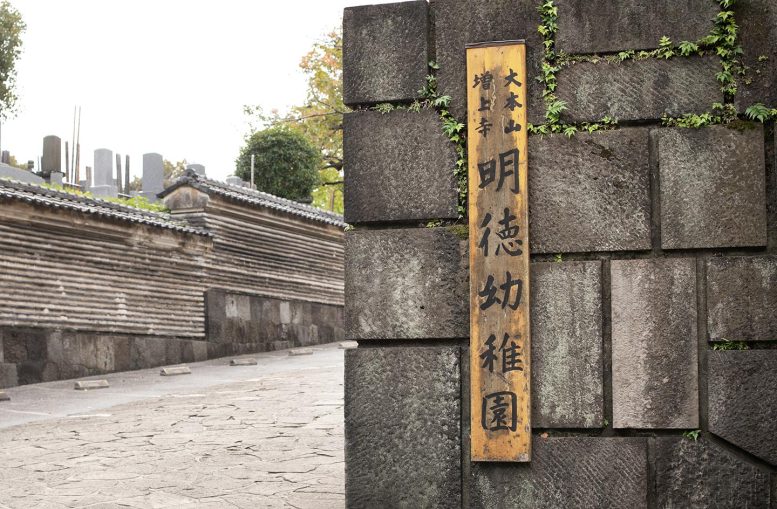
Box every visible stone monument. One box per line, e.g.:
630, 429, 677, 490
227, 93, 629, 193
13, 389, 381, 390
225, 176, 244, 187
141, 153, 164, 201
41, 136, 61, 178
90, 149, 117, 198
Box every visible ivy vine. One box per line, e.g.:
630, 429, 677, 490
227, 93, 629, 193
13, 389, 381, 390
419, 61, 468, 219
533, 0, 746, 132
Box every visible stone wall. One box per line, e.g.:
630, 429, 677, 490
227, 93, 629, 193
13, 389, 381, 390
0, 327, 208, 387
205, 289, 344, 358
343, 0, 777, 507
0, 175, 345, 387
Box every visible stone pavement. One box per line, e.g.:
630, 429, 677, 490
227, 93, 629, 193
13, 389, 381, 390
0, 344, 349, 508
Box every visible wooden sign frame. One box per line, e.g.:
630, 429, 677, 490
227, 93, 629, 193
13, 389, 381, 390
466, 41, 531, 462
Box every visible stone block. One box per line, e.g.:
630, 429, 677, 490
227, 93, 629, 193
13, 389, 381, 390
557, 56, 722, 122
658, 125, 767, 249
225, 293, 251, 321
160, 366, 191, 376
611, 258, 698, 429
708, 350, 777, 465
707, 256, 777, 342
470, 437, 648, 508
531, 261, 603, 428
555, 0, 718, 54
113, 336, 131, 372
181, 340, 208, 363
432, 0, 545, 124
230, 358, 257, 366
279, 301, 291, 324
165, 339, 183, 366
205, 288, 226, 341
655, 437, 770, 507
345, 346, 461, 507
74, 379, 109, 390
343, 109, 458, 223
206, 342, 225, 360
735, 0, 777, 110
46, 332, 114, 376
0, 362, 17, 389
528, 128, 651, 254
343, 1, 429, 105
130, 337, 167, 370
2, 328, 47, 385
345, 227, 468, 340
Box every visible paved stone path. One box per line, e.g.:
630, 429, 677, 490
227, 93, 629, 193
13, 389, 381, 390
0, 344, 348, 508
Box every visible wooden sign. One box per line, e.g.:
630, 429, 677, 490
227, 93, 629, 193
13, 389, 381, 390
466, 41, 531, 462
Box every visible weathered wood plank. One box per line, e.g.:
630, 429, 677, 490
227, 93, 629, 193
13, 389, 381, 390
467, 41, 532, 462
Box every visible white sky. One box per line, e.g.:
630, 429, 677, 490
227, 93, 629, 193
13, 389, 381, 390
2, 0, 391, 182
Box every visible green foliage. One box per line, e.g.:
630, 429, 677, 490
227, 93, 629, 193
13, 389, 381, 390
537, 0, 742, 114
553, 254, 563, 263
39, 183, 169, 213
532, 0, 620, 135
655, 36, 675, 59
661, 103, 738, 128
677, 40, 699, 57
163, 159, 187, 188
537, 0, 558, 58
235, 126, 321, 202
699, 1, 742, 96
711, 339, 749, 351
372, 103, 395, 114
420, 61, 468, 219
0, 1, 25, 118
4, 152, 27, 170
545, 99, 567, 124
744, 103, 777, 122
682, 430, 701, 441
105, 195, 169, 213
244, 29, 344, 213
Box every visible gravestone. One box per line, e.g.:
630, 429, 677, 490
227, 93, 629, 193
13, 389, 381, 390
91, 149, 117, 198
41, 135, 61, 178
226, 176, 244, 187
141, 153, 164, 201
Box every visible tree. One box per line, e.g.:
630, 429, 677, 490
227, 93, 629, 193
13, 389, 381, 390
244, 28, 344, 213
163, 159, 187, 187
234, 126, 321, 202
0, 1, 25, 120
6, 152, 27, 170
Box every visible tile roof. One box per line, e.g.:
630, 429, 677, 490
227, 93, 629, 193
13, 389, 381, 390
159, 170, 346, 227
0, 177, 211, 236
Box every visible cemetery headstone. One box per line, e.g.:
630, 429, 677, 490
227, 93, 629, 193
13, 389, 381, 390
41, 135, 61, 178
91, 149, 117, 198
141, 153, 164, 201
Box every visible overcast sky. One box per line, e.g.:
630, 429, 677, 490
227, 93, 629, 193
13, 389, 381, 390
2, 0, 389, 182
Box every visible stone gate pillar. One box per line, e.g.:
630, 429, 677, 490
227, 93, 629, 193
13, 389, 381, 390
342, 0, 777, 507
